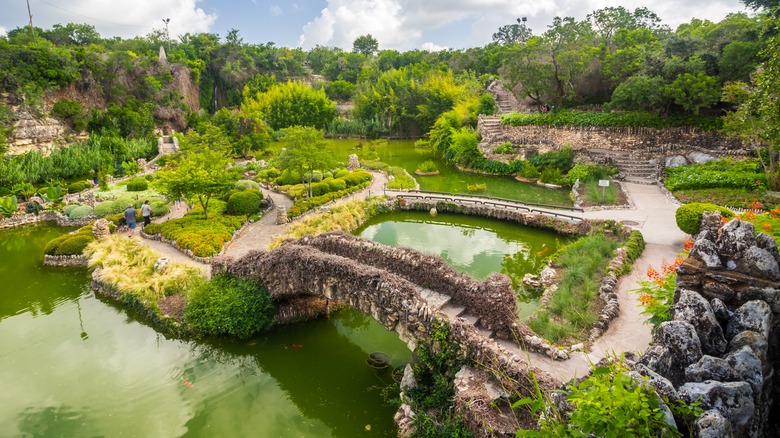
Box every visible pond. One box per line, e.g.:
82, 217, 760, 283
354, 211, 572, 318
269, 139, 573, 207
0, 224, 409, 437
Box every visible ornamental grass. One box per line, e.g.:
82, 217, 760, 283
85, 235, 205, 305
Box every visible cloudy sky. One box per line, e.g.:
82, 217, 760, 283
1, 0, 750, 51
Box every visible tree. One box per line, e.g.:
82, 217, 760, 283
541, 17, 596, 106
352, 34, 379, 56
503, 37, 556, 109
276, 127, 334, 198
492, 24, 532, 45
154, 148, 238, 220
609, 75, 667, 112
740, 0, 780, 9
723, 15, 780, 190
242, 81, 336, 130
665, 72, 720, 114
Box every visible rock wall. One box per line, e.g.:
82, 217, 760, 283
0, 210, 95, 230
636, 214, 777, 437
43, 254, 88, 267
487, 124, 747, 157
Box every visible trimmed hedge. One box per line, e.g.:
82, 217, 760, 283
54, 235, 93, 255
68, 205, 94, 219
675, 203, 734, 235
67, 180, 92, 193
227, 191, 261, 215
126, 177, 149, 192
63, 204, 80, 216
235, 180, 260, 190
501, 110, 723, 130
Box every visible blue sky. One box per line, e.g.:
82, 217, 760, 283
1, 0, 749, 51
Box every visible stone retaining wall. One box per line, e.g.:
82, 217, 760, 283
0, 210, 96, 229
490, 124, 747, 157
43, 254, 88, 267
634, 214, 777, 436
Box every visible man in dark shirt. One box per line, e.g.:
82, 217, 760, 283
124, 204, 137, 238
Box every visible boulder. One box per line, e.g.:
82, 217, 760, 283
347, 154, 360, 171
755, 232, 780, 266
671, 289, 727, 355
679, 381, 754, 431
684, 346, 762, 394
689, 238, 722, 268
153, 257, 170, 272
665, 155, 689, 168
734, 246, 780, 281
716, 220, 756, 260
726, 300, 772, 340
695, 410, 732, 438
729, 331, 768, 364
638, 321, 702, 387
687, 151, 716, 165
631, 363, 679, 401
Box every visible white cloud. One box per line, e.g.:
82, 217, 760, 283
269, 5, 283, 16
298, 0, 744, 50
35, 0, 216, 40
0, 26, 6, 37
421, 42, 447, 52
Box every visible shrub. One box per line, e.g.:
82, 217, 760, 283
67, 180, 92, 194
235, 179, 260, 190
227, 191, 261, 215
68, 205, 94, 219
302, 170, 324, 183
517, 161, 540, 179
664, 158, 764, 191
466, 183, 487, 192
63, 204, 80, 216
126, 177, 149, 192
675, 203, 734, 235
540, 168, 564, 185
495, 142, 513, 154
501, 109, 722, 130
333, 168, 349, 178
54, 235, 94, 255
567, 164, 616, 184
417, 160, 438, 173
44, 234, 71, 255
275, 169, 301, 186
531, 147, 574, 173
341, 170, 372, 187
184, 273, 275, 339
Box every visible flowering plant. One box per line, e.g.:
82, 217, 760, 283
635, 257, 685, 331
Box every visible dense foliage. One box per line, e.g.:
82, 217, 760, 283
502, 110, 722, 130
675, 203, 734, 235
184, 273, 275, 339
242, 81, 335, 130
43, 224, 95, 256
664, 158, 764, 191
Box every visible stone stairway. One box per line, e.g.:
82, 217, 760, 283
417, 287, 494, 339
487, 80, 524, 114
585, 149, 660, 184
477, 115, 507, 154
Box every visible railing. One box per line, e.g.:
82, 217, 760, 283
392, 190, 584, 222
400, 189, 583, 212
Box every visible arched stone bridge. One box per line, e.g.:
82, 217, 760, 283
213, 231, 559, 385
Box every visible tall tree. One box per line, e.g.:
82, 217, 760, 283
492, 24, 533, 45
154, 148, 238, 220
352, 34, 379, 56
276, 127, 334, 198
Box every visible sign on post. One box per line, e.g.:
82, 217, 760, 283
598, 180, 610, 204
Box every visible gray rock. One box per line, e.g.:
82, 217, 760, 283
735, 246, 780, 281
632, 363, 679, 401
702, 281, 736, 302
687, 151, 716, 165
665, 155, 689, 168
726, 300, 771, 340
709, 298, 730, 326
728, 330, 768, 363
671, 289, 727, 355
638, 321, 702, 387
755, 232, 780, 266
690, 238, 722, 268
695, 410, 732, 438
678, 381, 754, 429
716, 220, 757, 258
684, 346, 762, 394
699, 212, 723, 237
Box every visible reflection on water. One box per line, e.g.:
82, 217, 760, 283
356, 211, 572, 318
0, 224, 408, 437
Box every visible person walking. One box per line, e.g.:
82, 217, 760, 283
141, 200, 154, 227
124, 204, 137, 238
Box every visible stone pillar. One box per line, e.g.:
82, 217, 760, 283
276, 206, 289, 224
348, 154, 360, 171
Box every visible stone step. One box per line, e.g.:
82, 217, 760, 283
440, 302, 466, 319
624, 176, 657, 185
477, 326, 494, 339
460, 313, 480, 326
417, 287, 452, 309
495, 338, 521, 356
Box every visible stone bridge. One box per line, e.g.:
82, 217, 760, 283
213, 231, 563, 388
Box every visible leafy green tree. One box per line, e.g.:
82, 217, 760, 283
492, 23, 532, 45
542, 17, 596, 106
242, 81, 335, 130
276, 127, 334, 198
210, 108, 270, 157
325, 79, 356, 101
665, 72, 719, 114
740, 0, 779, 9
352, 34, 379, 56
503, 37, 556, 109
154, 148, 238, 220
719, 41, 761, 83
724, 15, 780, 190
609, 75, 667, 112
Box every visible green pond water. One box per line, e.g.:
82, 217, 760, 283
355, 211, 571, 318
0, 224, 409, 437
269, 139, 573, 206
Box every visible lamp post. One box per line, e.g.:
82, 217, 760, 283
162, 18, 171, 50
516, 17, 528, 43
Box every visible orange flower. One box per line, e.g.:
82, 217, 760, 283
771, 208, 780, 218
646, 266, 660, 280
720, 216, 730, 225
743, 211, 756, 221
750, 200, 763, 210
674, 257, 685, 268
639, 293, 656, 306
684, 239, 694, 251
763, 223, 773, 232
